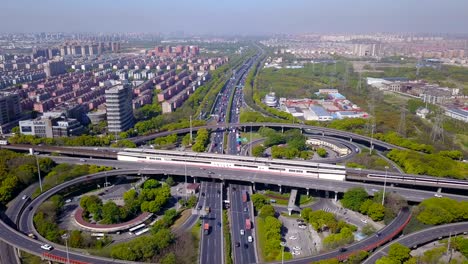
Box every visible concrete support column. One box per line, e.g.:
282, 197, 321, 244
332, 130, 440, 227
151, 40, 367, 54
437, 187, 442, 193
193, 177, 196, 183
306, 188, 309, 196
325, 190, 329, 198
334, 191, 338, 202
16, 248, 21, 257
251, 181, 256, 191
279, 185, 282, 193
288, 208, 292, 216
300, 129, 303, 134
281, 126, 284, 133
349, 138, 353, 142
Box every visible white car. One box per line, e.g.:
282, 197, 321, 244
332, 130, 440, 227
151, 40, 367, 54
361, 219, 368, 224
291, 251, 301, 256
21, 195, 28, 200
40, 244, 53, 251
240, 229, 245, 235
247, 236, 253, 243
434, 193, 443, 198
293, 246, 301, 251
289, 236, 297, 240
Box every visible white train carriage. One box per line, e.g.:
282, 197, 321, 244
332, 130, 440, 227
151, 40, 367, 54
117, 149, 346, 181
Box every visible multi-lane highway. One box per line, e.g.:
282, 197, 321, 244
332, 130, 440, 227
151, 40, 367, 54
199, 182, 224, 264
229, 184, 257, 264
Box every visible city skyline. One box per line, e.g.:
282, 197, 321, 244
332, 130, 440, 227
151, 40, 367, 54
2, 0, 468, 34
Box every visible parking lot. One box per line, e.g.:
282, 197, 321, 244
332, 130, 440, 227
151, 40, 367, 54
280, 215, 321, 257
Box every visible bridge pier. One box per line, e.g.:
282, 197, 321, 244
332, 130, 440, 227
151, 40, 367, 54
306, 188, 309, 196
16, 248, 21, 257
193, 177, 197, 183
349, 138, 352, 142
287, 208, 293, 216
278, 185, 282, 193
281, 126, 284, 133
251, 181, 256, 191
437, 187, 442, 193
334, 191, 338, 202
325, 190, 329, 199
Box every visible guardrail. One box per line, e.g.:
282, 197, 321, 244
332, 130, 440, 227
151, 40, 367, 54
42, 253, 89, 264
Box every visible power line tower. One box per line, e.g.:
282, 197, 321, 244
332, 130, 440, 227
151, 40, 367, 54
356, 71, 362, 95
398, 104, 407, 137
342, 63, 349, 91
431, 109, 445, 143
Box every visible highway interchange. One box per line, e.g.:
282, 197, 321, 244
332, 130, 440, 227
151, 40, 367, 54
0, 49, 467, 264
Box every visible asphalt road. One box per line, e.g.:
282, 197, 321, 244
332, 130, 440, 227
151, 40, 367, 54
363, 222, 468, 264
199, 182, 224, 264
229, 184, 256, 264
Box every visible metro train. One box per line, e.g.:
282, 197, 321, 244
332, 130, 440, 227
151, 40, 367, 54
117, 148, 346, 181
367, 173, 468, 187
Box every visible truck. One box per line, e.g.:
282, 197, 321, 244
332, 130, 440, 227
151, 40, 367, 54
204, 223, 210, 235
242, 191, 248, 203
0, 140, 9, 145
245, 218, 251, 230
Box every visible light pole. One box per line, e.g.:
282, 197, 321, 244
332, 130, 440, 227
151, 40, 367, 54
280, 241, 286, 264
35, 154, 43, 193
62, 233, 70, 264
184, 154, 188, 202
250, 122, 252, 156
382, 166, 389, 206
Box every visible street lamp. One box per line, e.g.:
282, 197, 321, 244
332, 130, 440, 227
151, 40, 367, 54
184, 154, 188, 202
280, 241, 286, 264
382, 166, 389, 206
250, 122, 253, 156
62, 233, 70, 264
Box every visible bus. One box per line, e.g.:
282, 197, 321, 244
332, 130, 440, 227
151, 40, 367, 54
128, 223, 145, 234
134, 228, 150, 236
90, 233, 105, 237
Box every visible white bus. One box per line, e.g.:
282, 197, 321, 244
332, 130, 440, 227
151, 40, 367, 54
90, 233, 105, 237
128, 224, 145, 234
134, 228, 150, 236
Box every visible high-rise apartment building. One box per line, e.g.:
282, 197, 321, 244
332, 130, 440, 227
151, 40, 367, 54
0, 92, 22, 125
105, 84, 134, 133
44, 60, 66, 77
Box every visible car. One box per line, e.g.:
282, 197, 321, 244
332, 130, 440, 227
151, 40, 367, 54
293, 246, 301, 251
296, 219, 304, 223
29, 206, 33, 211
247, 236, 253, 243
361, 219, 368, 224
79, 158, 86, 162
339, 248, 347, 252
201, 192, 205, 197
376, 232, 382, 237
232, 187, 236, 191
41, 244, 53, 251
240, 229, 245, 235
434, 193, 443, 198
218, 222, 221, 227
244, 243, 249, 249
197, 205, 202, 210
22, 195, 28, 200
243, 207, 248, 212
291, 251, 301, 256
298, 224, 307, 229
289, 236, 297, 240
235, 242, 240, 247
65, 199, 72, 203
28, 233, 36, 239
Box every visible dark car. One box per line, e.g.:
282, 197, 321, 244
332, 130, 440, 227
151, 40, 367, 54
29, 206, 33, 211
235, 242, 240, 247
201, 192, 205, 197
376, 232, 382, 237
244, 243, 249, 249
339, 248, 347, 252
197, 205, 202, 210
232, 187, 236, 191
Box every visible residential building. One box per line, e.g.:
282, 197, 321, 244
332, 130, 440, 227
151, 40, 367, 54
0, 92, 22, 125
105, 84, 134, 133
44, 60, 66, 77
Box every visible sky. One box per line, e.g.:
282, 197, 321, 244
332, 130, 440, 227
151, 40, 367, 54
2, 0, 468, 34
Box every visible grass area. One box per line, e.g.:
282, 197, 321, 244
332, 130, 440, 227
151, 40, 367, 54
191, 219, 202, 241
280, 212, 302, 218
223, 210, 233, 264
344, 151, 394, 171
259, 191, 315, 206
171, 209, 191, 231
298, 194, 315, 205
20, 251, 47, 264
239, 132, 263, 142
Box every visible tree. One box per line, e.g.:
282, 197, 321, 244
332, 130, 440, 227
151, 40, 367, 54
388, 243, 411, 263
259, 204, 275, 218
362, 224, 376, 236
368, 202, 385, 221
341, 187, 369, 211
69, 230, 82, 248
252, 145, 266, 157
143, 179, 160, 189
165, 176, 175, 186
161, 252, 176, 264
101, 201, 121, 224
316, 148, 328, 158
251, 193, 268, 209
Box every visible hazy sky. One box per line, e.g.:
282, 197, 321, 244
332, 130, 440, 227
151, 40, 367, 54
3, 0, 468, 34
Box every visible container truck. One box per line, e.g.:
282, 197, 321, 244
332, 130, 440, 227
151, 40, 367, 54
245, 218, 251, 230
204, 223, 210, 235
